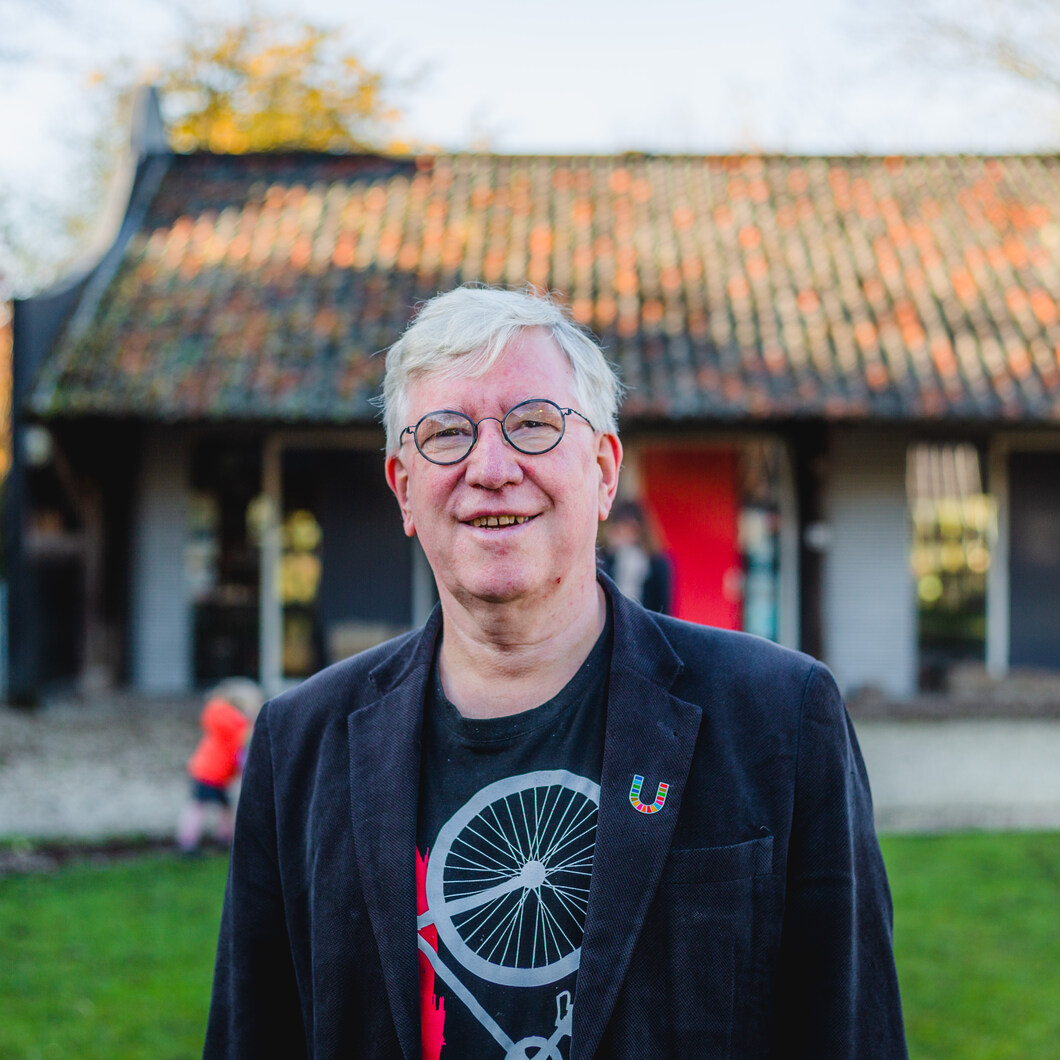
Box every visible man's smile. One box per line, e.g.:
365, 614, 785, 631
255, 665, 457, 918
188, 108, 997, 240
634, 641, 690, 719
465, 514, 536, 528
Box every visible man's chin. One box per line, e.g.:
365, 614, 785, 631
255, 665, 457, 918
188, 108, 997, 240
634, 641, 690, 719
465, 583, 532, 606
448, 571, 539, 607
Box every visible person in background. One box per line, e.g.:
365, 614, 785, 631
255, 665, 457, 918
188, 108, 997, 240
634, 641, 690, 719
177, 678, 263, 855
598, 498, 673, 614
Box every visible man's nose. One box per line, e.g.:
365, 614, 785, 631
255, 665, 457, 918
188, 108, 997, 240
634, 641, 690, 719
464, 418, 523, 488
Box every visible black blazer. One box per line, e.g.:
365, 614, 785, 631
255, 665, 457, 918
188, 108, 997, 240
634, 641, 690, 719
205, 579, 906, 1059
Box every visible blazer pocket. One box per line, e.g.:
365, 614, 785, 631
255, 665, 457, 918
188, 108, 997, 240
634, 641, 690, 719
661, 833, 774, 885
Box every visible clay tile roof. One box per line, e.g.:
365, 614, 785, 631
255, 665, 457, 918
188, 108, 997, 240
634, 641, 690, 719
29, 151, 1060, 423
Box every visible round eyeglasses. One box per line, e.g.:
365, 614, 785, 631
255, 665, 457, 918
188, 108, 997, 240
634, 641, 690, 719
400, 398, 596, 465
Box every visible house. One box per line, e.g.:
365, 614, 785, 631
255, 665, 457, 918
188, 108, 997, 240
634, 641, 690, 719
8, 89, 1060, 702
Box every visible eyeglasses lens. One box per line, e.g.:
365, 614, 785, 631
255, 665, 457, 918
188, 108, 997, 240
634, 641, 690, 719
415, 412, 475, 461
503, 401, 565, 453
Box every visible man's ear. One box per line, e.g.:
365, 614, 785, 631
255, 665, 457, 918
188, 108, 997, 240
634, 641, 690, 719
596, 433, 623, 521
385, 452, 417, 538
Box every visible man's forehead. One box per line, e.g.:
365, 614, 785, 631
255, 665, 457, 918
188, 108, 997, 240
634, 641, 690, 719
407, 341, 575, 409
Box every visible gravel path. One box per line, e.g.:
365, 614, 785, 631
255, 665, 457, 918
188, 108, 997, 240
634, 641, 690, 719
0, 694, 205, 842
855, 718, 1060, 832
3, 694, 1059, 852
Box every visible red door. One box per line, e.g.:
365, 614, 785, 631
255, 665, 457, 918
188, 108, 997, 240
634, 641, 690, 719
639, 446, 742, 629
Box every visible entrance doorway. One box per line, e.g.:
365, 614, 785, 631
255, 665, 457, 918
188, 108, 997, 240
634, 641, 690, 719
637, 439, 784, 638
278, 448, 413, 680
1009, 451, 1060, 669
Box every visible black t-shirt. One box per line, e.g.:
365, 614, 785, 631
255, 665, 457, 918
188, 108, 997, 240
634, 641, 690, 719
415, 615, 611, 1060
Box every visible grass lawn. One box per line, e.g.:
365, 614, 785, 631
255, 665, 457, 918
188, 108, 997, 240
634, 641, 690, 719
0, 833, 1057, 1058
0, 851, 229, 1060
880, 831, 1060, 1060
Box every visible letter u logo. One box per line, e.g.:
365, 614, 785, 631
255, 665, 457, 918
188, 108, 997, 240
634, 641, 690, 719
629, 774, 669, 814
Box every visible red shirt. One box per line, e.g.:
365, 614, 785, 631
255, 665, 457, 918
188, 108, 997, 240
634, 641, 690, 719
187, 698, 251, 787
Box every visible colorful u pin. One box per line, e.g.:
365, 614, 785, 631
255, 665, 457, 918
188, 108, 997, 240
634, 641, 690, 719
629, 774, 669, 814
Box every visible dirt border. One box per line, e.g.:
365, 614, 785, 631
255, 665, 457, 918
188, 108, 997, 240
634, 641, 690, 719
0, 836, 228, 878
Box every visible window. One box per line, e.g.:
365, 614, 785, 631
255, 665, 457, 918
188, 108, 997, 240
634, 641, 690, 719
907, 442, 996, 689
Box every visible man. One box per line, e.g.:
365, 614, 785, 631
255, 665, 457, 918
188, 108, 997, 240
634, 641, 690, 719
205, 286, 906, 1059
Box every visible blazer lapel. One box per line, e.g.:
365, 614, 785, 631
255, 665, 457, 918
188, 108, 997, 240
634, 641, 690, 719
347, 611, 441, 1060
572, 588, 703, 1060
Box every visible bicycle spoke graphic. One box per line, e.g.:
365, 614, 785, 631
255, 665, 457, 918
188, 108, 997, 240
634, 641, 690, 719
425, 770, 600, 987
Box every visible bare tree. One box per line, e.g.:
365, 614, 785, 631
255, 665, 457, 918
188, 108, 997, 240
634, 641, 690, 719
891, 0, 1060, 95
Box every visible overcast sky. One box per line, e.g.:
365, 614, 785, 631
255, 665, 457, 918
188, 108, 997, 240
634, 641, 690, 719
2, 0, 1059, 287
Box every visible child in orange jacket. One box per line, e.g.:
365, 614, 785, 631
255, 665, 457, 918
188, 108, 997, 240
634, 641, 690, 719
177, 678, 263, 854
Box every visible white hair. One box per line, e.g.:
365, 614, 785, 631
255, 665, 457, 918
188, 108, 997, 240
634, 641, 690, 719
381, 285, 624, 453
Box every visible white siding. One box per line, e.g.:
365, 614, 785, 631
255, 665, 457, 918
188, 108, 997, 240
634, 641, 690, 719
823, 429, 916, 697
986, 437, 1009, 677
131, 430, 191, 692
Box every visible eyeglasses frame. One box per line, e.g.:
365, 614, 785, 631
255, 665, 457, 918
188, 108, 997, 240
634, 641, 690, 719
399, 398, 597, 466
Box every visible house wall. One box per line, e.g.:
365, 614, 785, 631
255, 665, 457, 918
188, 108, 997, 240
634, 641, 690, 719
131, 429, 191, 692
823, 428, 916, 697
